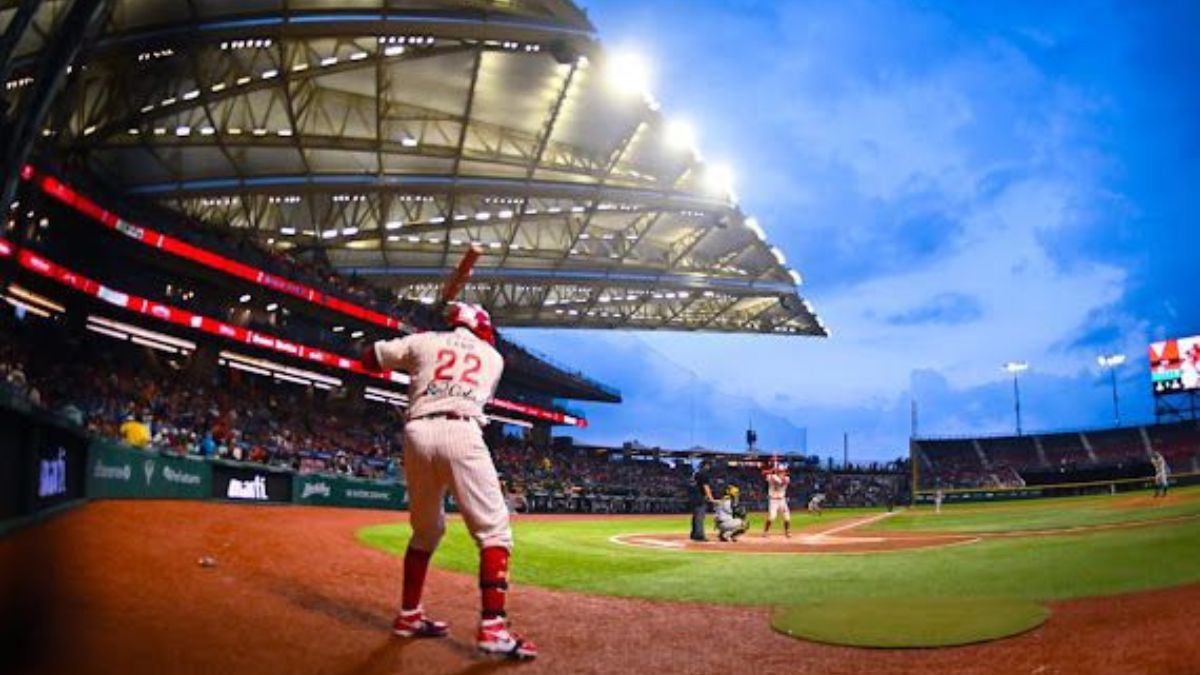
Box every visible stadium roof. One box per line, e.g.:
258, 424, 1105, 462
3, 0, 827, 336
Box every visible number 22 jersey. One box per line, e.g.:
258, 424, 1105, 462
371, 327, 505, 421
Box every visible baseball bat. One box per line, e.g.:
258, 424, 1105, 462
440, 243, 483, 303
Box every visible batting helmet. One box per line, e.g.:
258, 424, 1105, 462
446, 302, 496, 345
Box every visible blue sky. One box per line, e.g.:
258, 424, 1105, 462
510, 0, 1199, 461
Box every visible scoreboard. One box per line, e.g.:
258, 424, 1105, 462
1149, 335, 1200, 395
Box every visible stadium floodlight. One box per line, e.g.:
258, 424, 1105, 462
238, 293, 251, 303
664, 118, 696, 151
605, 49, 652, 97
265, 303, 278, 312
1003, 361, 1029, 373
1098, 352, 1126, 426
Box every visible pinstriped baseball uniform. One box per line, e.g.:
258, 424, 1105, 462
766, 473, 790, 522
373, 327, 511, 551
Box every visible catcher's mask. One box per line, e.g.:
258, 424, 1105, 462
446, 302, 496, 345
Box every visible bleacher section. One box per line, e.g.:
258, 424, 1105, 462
915, 422, 1200, 492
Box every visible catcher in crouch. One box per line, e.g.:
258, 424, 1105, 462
714, 485, 749, 542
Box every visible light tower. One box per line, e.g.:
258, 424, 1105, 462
1003, 361, 1030, 435
1097, 353, 1126, 427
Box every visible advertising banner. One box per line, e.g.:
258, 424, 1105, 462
29, 421, 88, 513
87, 440, 210, 499
293, 473, 406, 510
211, 462, 293, 503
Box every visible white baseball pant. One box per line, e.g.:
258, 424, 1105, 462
768, 497, 790, 522
403, 417, 512, 552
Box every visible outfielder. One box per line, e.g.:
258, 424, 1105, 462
761, 465, 791, 538
1151, 450, 1170, 498
363, 302, 536, 660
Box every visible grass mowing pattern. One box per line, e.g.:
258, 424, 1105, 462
770, 598, 1049, 648
868, 489, 1200, 533
357, 487, 1200, 607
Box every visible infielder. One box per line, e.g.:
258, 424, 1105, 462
807, 491, 825, 515
1151, 450, 1170, 498
363, 302, 536, 660
761, 465, 791, 538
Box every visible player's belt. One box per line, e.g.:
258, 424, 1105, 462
413, 412, 474, 422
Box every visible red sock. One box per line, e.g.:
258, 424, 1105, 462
402, 546, 433, 611
479, 546, 510, 619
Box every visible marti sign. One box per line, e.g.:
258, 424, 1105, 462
226, 476, 270, 500
38, 448, 69, 498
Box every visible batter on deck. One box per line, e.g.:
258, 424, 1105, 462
363, 302, 537, 660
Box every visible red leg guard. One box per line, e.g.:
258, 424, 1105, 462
402, 546, 433, 611
480, 546, 510, 619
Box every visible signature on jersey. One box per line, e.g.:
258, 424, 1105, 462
423, 381, 483, 402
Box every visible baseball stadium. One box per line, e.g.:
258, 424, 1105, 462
1, 1, 1198, 674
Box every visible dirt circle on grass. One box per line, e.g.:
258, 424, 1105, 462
611, 530, 979, 554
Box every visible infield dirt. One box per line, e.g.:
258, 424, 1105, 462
2, 500, 1196, 675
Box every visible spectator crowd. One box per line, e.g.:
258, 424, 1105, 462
2, 315, 907, 512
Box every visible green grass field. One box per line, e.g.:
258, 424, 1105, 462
359, 486, 1200, 609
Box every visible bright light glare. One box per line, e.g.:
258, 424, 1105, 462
664, 118, 696, 151
704, 163, 735, 195
1004, 361, 1029, 373
744, 217, 765, 240
1098, 353, 1126, 367
605, 49, 652, 96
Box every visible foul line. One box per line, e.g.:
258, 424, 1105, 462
806, 510, 900, 538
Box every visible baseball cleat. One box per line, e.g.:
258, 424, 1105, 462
477, 618, 538, 660
393, 607, 449, 638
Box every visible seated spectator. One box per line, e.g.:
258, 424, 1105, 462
119, 414, 151, 448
